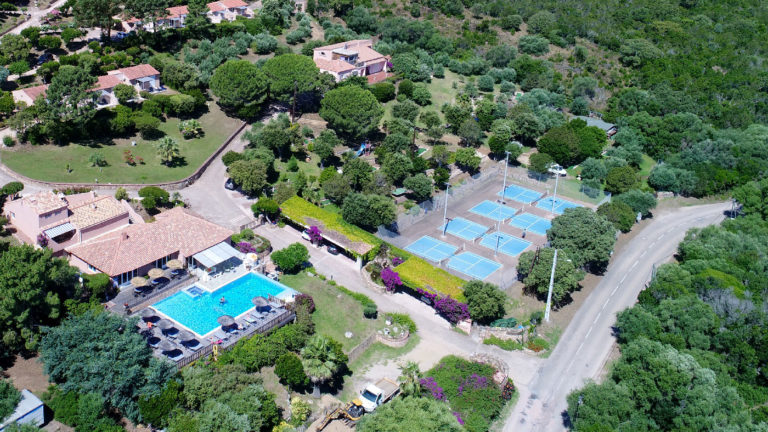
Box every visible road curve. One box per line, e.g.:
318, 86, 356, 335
504, 201, 730, 432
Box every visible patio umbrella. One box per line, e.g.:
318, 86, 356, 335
131, 277, 147, 287
251, 296, 269, 308
217, 315, 235, 327
156, 319, 173, 331
167, 259, 183, 270
157, 340, 176, 352
148, 268, 165, 280
176, 330, 195, 341
139, 308, 156, 319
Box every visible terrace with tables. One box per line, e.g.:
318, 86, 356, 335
135, 291, 295, 366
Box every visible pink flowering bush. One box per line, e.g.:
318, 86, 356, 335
307, 225, 322, 244
425, 356, 506, 432
391, 256, 404, 267
237, 241, 258, 254
416, 288, 469, 323
381, 267, 402, 292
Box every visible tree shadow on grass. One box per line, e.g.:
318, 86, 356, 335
164, 156, 187, 168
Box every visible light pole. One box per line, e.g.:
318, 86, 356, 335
495, 234, 501, 256
500, 150, 511, 204
551, 171, 559, 214
442, 182, 450, 237
544, 249, 558, 323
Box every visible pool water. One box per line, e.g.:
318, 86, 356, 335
153, 272, 289, 336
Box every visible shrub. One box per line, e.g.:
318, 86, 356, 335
2, 136, 14, 147
398, 79, 414, 98
370, 82, 396, 102
0, 379, 21, 421
416, 288, 469, 323
519, 35, 550, 55
363, 303, 378, 319
388, 313, 417, 333
114, 187, 129, 201
252, 198, 280, 219
222, 150, 245, 166
424, 356, 505, 432
275, 353, 309, 390
477, 75, 495, 92
271, 243, 309, 273
526, 336, 550, 352
294, 294, 315, 314
483, 336, 523, 351
411, 85, 432, 106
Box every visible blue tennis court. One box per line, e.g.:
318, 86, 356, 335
447, 252, 502, 280
405, 236, 458, 262
509, 213, 551, 235
469, 200, 518, 221
497, 185, 543, 204
438, 217, 489, 241
536, 196, 581, 214
479, 232, 531, 257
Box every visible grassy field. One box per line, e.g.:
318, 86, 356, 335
1, 103, 242, 184
280, 272, 380, 351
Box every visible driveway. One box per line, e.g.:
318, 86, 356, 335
504, 201, 730, 431
8, 0, 68, 35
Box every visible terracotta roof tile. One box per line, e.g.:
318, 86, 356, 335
69, 196, 128, 230
314, 58, 357, 73
67, 207, 233, 276
166, 5, 189, 18
118, 64, 160, 80
20, 191, 66, 215
93, 74, 122, 91
219, 0, 247, 7
357, 45, 385, 62
314, 39, 373, 52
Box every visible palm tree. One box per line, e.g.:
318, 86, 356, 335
397, 361, 421, 397
155, 137, 180, 165
301, 335, 339, 398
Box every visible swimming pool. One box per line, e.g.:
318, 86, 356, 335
153, 272, 296, 336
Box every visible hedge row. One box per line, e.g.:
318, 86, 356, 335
283, 197, 465, 300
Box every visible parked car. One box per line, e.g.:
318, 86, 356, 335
548, 163, 567, 176
327, 245, 339, 255
224, 178, 236, 190
301, 230, 311, 241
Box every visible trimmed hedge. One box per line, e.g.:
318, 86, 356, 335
284, 197, 465, 300
394, 252, 466, 301
281, 196, 382, 260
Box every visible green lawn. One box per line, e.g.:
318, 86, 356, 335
1, 104, 242, 184
280, 272, 380, 351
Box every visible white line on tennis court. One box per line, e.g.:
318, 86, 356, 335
612, 285, 620, 295
620, 274, 627, 283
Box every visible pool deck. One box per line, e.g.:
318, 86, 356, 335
123, 266, 298, 368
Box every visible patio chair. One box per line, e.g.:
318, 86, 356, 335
244, 314, 258, 323
212, 330, 229, 341
167, 351, 184, 361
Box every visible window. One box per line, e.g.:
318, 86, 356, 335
88, 264, 97, 272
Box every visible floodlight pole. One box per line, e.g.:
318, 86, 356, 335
544, 248, 558, 323
551, 172, 559, 214
495, 234, 501, 256
500, 150, 510, 204
442, 183, 450, 237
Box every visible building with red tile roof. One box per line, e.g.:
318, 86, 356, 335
121, 1, 252, 31
4, 191, 131, 255
312, 39, 389, 82
66, 207, 235, 285
12, 64, 161, 107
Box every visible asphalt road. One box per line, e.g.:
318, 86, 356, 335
504, 201, 731, 431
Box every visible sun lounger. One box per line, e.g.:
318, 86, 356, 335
167, 351, 184, 361
244, 314, 259, 323
212, 330, 229, 341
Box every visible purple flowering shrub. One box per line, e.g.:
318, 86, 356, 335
381, 267, 402, 292
419, 377, 446, 401
37, 233, 49, 247
237, 241, 258, 254
307, 225, 322, 244
391, 256, 404, 267
416, 288, 469, 323
424, 355, 506, 432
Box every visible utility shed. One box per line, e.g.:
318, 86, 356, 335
0, 389, 44, 431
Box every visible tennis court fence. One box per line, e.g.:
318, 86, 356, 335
386, 165, 503, 234
516, 170, 611, 207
